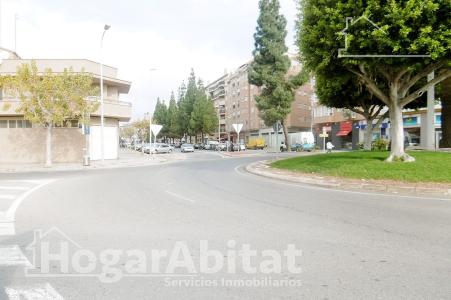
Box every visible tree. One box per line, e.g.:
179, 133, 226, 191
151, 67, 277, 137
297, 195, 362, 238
133, 118, 149, 152
315, 67, 388, 150
190, 88, 218, 141
4, 62, 97, 166
167, 92, 180, 141
176, 83, 187, 139
120, 125, 135, 143
249, 0, 299, 150
179, 70, 198, 142
439, 77, 451, 148
298, 0, 451, 162
153, 98, 168, 139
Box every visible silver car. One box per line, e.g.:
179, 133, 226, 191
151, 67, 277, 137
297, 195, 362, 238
181, 143, 194, 153
153, 143, 172, 154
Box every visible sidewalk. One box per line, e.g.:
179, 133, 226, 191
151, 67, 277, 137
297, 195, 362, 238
246, 160, 451, 199
220, 150, 267, 158
0, 148, 183, 174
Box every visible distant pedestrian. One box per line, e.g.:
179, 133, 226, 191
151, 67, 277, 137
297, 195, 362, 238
326, 141, 334, 153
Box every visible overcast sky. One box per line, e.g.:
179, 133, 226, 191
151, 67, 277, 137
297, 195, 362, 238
1, 0, 298, 119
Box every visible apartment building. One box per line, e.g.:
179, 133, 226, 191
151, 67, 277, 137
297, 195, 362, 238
0, 52, 132, 164
206, 57, 314, 146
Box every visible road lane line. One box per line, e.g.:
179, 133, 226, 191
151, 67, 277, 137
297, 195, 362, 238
0, 245, 32, 267
6, 180, 55, 220
165, 190, 195, 203
5, 283, 64, 300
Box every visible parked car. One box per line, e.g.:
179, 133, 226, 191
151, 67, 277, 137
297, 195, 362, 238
153, 143, 172, 154
217, 143, 227, 151
142, 143, 151, 153
292, 142, 315, 152
194, 143, 201, 149
181, 143, 195, 153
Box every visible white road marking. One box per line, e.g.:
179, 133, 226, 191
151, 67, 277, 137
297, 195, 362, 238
6, 180, 55, 220
0, 195, 16, 200
165, 190, 195, 203
0, 186, 29, 191
5, 283, 64, 300
0, 222, 15, 235
0, 245, 32, 267
235, 164, 451, 202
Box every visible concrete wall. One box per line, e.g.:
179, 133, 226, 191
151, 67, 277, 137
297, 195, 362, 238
0, 127, 85, 164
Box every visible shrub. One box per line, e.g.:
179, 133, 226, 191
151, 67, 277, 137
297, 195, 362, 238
372, 139, 389, 151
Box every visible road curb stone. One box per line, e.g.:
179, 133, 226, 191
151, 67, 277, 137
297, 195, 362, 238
245, 160, 451, 199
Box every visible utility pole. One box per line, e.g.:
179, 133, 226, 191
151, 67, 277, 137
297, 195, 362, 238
100, 24, 111, 162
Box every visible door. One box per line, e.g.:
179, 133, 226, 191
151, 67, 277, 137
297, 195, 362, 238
90, 126, 119, 160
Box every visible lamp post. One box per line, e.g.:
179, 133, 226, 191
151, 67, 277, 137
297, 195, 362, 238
14, 14, 18, 53
100, 24, 110, 162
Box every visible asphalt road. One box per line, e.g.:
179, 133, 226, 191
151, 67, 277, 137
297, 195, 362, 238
0, 151, 450, 299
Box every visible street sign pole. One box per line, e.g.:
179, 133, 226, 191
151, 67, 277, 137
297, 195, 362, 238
273, 121, 280, 152
232, 123, 243, 151
320, 127, 329, 152
150, 124, 163, 157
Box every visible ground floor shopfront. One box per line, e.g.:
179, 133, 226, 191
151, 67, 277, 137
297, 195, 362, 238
314, 109, 443, 150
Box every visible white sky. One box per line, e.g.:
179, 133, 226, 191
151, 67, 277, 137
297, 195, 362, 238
1, 0, 298, 120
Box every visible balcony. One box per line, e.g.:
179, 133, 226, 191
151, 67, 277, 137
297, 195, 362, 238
0, 98, 132, 122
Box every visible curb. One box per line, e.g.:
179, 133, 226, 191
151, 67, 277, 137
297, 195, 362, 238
245, 160, 451, 199
0, 155, 187, 174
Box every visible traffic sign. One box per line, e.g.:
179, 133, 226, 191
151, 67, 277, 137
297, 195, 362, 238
232, 123, 243, 134
319, 133, 328, 138
151, 124, 163, 136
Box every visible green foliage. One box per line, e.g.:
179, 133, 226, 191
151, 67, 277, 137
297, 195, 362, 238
190, 91, 218, 137
272, 151, 451, 183
4, 61, 98, 127
297, 0, 451, 159
372, 138, 390, 151
153, 98, 168, 137
167, 92, 180, 139
154, 70, 216, 140
248, 0, 295, 127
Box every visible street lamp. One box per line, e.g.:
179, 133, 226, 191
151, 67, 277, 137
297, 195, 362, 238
100, 24, 110, 162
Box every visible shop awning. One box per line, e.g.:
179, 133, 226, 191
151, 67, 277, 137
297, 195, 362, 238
336, 130, 351, 136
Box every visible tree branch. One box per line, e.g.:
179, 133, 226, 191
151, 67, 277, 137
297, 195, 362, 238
347, 67, 390, 105
349, 107, 366, 117
372, 110, 389, 132
370, 105, 384, 119
399, 60, 446, 96
400, 68, 451, 107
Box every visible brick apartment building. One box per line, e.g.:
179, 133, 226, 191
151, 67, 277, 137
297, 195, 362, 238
206, 56, 314, 146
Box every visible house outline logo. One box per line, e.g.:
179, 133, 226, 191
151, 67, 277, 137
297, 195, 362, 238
25, 227, 83, 276
337, 15, 431, 58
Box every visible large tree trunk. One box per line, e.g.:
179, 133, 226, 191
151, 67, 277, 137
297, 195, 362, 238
363, 118, 373, 151
440, 77, 451, 148
387, 103, 415, 162
281, 119, 290, 151
45, 124, 52, 167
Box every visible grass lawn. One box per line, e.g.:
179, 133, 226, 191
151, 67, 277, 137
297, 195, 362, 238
271, 151, 451, 183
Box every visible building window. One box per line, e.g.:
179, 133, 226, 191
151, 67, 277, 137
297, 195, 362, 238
0, 120, 7, 128
8, 120, 17, 128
